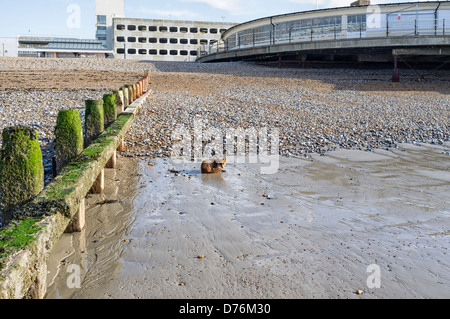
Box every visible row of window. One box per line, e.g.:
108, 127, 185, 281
227, 14, 368, 48
116, 36, 217, 45
116, 24, 227, 34
117, 48, 198, 56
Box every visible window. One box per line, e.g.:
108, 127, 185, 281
128, 49, 136, 54
347, 14, 366, 32
149, 38, 157, 43
128, 25, 136, 31
117, 48, 125, 54
138, 25, 147, 31
160, 50, 168, 55
139, 49, 147, 55
190, 27, 198, 33
149, 49, 157, 55
190, 39, 198, 44
200, 39, 208, 45
180, 39, 188, 44
170, 50, 178, 55
210, 28, 218, 34
117, 36, 125, 42
97, 15, 107, 25
160, 26, 168, 32
180, 50, 188, 56
159, 38, 168, 43
200, 28, 208, 34
149, 26, 157, 31
127, 37, 136, 42
190, 50, 198, 56
170, 27, 178, 32
139, 37, 147, 43
170, 38, 178, 44
96, 26, 107, 36
180, 27, 188, 33
117, 24, 126, 31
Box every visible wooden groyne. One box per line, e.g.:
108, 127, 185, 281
0, 71, 152, 299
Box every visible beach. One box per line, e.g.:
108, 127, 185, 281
0, 57, 448, 298
45, 143, 449, 299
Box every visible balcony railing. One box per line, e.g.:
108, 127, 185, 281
199, 17, 449, 57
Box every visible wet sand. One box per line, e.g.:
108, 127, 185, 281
46, 142, 449, 299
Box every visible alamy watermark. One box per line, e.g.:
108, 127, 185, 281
367, 5, 381, 29
66, 264, 81, 289
171, 118, 280, 174
366, 264, 381, 289
67, 4, 81, 29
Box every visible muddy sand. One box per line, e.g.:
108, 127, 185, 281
45, 142, 449, 299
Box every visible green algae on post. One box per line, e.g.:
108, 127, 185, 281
0, 218, 42, 268
54, 110, 84, 175
103, 93, 117, 128
84, 99, 104, 147
0, 126, 44, 226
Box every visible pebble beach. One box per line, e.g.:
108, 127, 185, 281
1, 57, 449, 168
1, 57, 449, 299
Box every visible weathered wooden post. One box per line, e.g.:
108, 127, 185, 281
115, 90, 124, 115
85, 100, 105, 194
84, 99, 104, 146
54, 109, 83, 175
103, 93, 117, 128
0, 126, 44, 225
126, 85, 134, 103
54, 110, 85, 233
91, 169, 104, 194
121, 87, 129, 108
136, 82, 141, 98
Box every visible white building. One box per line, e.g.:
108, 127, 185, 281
113, 18, 236, 61
0, 38, 18, 57
95, 0, 125, 49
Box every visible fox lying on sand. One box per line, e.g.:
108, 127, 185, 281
201, 158, 226, 174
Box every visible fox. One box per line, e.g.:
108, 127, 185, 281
201, 158, 226, 174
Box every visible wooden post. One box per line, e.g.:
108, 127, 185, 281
0, 126, 44, 225
103, 93, 117, 128
115, 90, 124, 115
54, 109, 83, 175
84, 99, 104, 147
117, 138, 125, 152
106, 150, 117, 169
122, 87, 129, 108
65, 198, 85, 233
91, 169, 104, 194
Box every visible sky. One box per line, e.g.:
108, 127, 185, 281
0, 0, 418, 39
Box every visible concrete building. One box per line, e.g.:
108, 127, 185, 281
113, 18, 237, 61
95, 0, 125, 49
0, 38, 18, 57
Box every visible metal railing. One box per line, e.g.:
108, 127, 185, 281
199, 17, 450, 57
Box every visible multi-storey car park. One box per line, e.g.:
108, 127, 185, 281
197, 0, 450, 74
113, 18, 237, 61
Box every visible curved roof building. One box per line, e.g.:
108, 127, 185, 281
197, 1, 450, 67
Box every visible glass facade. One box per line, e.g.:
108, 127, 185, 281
227, 15, 344, 49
